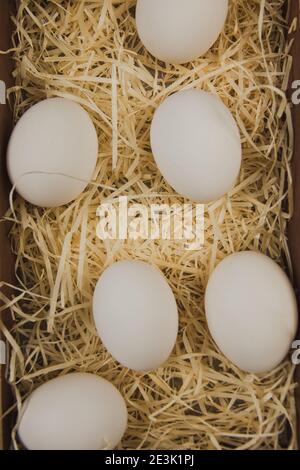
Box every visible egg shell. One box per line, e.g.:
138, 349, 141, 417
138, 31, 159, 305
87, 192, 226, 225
93, 260, 179, 372
7, 97, 98, 207
205, 252, 299, 374
18, 373, 128, 450
150, 89, 242, 203
136, 0, 228, 64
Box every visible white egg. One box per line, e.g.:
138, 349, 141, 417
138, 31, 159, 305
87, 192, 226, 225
150, 89, 242, 203
136, 0, 228, 64
93, 260, 178, 372
205, 252, 298, 374
18, 373, 127, 450
7, 98, 98, 207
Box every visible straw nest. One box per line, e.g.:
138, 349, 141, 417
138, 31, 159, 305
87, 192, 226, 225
0, 0, 298, 450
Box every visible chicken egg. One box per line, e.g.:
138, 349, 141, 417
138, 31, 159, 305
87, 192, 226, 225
18, 373, 127, 450
136, 0, 228, 64
7, 98, 98, 207
205, 252, 298, 374
93, 260, 179, 372
150, 89, 242, 203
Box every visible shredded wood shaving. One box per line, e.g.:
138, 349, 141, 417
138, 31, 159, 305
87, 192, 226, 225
0, 0, 298, 450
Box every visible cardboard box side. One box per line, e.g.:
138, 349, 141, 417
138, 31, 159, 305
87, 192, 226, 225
288, 0, 300, 446
0, 0, 15, 451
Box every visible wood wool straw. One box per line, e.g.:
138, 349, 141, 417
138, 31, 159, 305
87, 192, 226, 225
0, 0, 298, 450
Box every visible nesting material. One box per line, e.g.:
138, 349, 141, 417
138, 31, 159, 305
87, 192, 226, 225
0, 0, 298, 450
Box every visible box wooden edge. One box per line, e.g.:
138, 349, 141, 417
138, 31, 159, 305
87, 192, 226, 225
0, 0, 15, 451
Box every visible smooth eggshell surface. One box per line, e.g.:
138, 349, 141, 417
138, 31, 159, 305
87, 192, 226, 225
150, 89, 242, 203
93, 260, 179, 372
18, 373, 128, 450
136, 0, 228, 64
7, 98, 98, 207
205, 252, 298, 374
